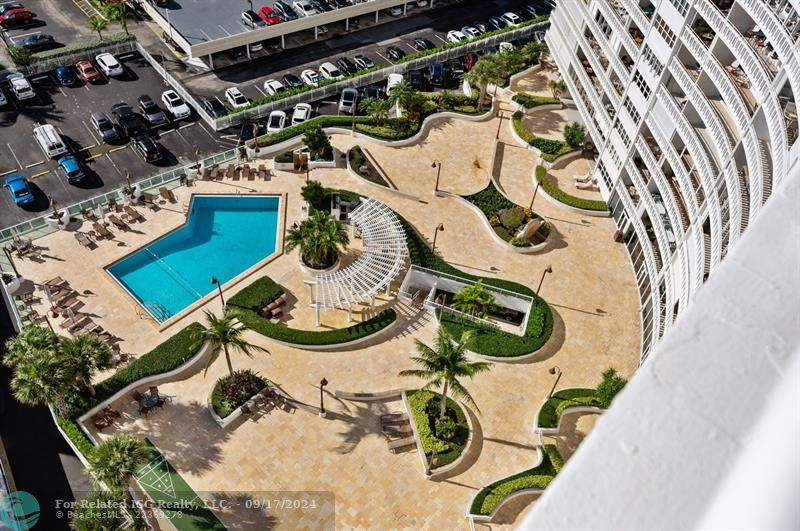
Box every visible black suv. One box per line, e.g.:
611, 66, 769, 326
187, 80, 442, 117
353, 54, 375, 70
202, 98, 228, 118
282, 74, 304, 89
132, 134, 162, 162
412, 38, 435, 51
335, 57, 357, 76
110, 103, 146, 137
272, 1, 298, 20
137, 94, 167, 125
385, 46, 406, 61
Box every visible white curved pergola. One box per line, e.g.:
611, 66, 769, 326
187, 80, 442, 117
305, 198, 407, 324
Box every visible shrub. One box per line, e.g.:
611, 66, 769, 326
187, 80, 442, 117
303, 123, 332, 159
301, 180, 327, 211
56, 416, 97, 459
464, 183, 515, 218
512, 93, 560, 109
407, 390, 469, 468
274, 151, 293, 163
563, 121, 587, 148
255, 116, 374, 147
435, 416, 458, 440
211, 369, 268, 419
499, 207, 526, 231
510, 236, 532, 247
596, 367, 627, 408
535, 165, 608, 212
493, 225, 512, 241
225, 276, 284, 310
537, 388, 600, 429
33, 32, 132, 60
511, 111, 577, 160
488, 215, 501, 226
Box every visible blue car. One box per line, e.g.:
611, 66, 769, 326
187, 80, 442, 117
54, 66, 77, 86
4, 174, 34, 206
57, 155, 85, 184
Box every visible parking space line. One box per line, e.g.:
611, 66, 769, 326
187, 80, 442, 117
82, 121, 100, 145
0, 169, 18, 177
217, 25, 232, 37
85, 152, 104, 161
178, 122, 196, 130
376, 52, 392, 64
434, 35, 446, 43
107, 146, 128, 154
104, 153, 125, 178
404, 43, 418, 52
79, 144, 97, 152
254, 85, 268, 97
6, 144, 22, 172
160, 129, 177, 136
30, 170, 50, 179
25, 161, 45, 169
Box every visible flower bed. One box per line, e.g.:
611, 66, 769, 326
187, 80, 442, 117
470, 444, 563, 516
211, 370, 269, 419
407, 390, 469, 469
227, 276, 397, 346
463, 183, 548, 247
511, 111, 577, 162
535, 165, 608, 212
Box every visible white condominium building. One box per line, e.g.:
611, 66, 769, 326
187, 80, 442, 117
545, 0, 799, 360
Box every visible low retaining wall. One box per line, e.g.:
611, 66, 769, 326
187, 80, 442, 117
254, 315, 400, 352
540, 148, 584, 170
508, 64, 543, 88
532, 397, 605, 435
273, 148, 339, 171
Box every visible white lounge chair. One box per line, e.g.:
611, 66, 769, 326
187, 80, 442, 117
574, 173, 593, 183
575, 178, 597, 190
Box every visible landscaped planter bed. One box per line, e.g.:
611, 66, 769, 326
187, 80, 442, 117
406, 389, 470, 470
535, 165, 608, 213
463, 182, 550, 249
511, 111, 578, 162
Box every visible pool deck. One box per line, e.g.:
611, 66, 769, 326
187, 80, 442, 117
11, 69, 642, 530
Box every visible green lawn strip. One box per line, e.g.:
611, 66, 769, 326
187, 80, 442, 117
33, 33, 133, 60
470, 444, 562, 516
537, 388, 602, 429
511, 93, 560, 109
535, 165, 608, 212
406, 390, 469, 469
137, 439, 226, 531
227, 276, 397, 345
511, 111, 578, 162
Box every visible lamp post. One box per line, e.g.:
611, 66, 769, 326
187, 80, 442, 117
210, 277, 225, 308
547, 366, 562, 399
431, 160, 442, 192
319, 377, 328, 417
431, 223, 444, 255
535, 265, 552, 299
529, 181, 540, 210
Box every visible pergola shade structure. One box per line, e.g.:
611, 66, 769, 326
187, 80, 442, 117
305, 198, 408, 324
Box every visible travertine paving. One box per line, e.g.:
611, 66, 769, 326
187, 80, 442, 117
13, 69, 640, 529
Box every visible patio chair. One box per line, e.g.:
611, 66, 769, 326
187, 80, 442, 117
235, 165, 246, 181
247, 166, 256, 180
241, 403, 253, 415
108, 215, 128, 230
575, 179, 597, 190
258, 165, 267, 180
159, 187, 176, 203
43, 276, 66, 288
209, 164, 219, 180
92, 222, 113, 239
225, 164, 235, 179
574, 173, 592, 183
74, 233, 95, 249
138, 192, 159, 211
131, 390, 144, 404
149, 386, 159, 397
382, 424, 413, 437
124, 205, 144, 222
82, 209, 97, 221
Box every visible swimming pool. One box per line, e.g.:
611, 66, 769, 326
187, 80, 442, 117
107, 195, 280, 322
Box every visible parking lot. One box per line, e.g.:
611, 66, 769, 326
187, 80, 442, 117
0, 52, 237, 229
1, 0, 97, 50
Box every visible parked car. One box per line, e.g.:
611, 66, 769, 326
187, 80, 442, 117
3, 174, 34, 206
447, 56, 466, 77
241, 10, 266, 29
406, 69, 424, 89
386, 73, 404, 95
137, 94, 168, 125
319, 62, 343, 80
446, 30, 467, 43
75, 60, 100, 82
161, 90, 191, 120
0, 3, 23, 15
225, 87, 249, 109
266, 110, 286, 133
110, 103, 146, 137
7, 73, 34, 100
498, 41, 515, 53
263, 79, 285, 95
20, 33, 55, 52
487, 16, 506, 30
57, 154, 85, 184
412, 37, 435, 51
464, 52, 479, 70
362, 85, 383, 100
353, 55, 375, 70
90, 111, 119, 143
473, 21, 490, 33
460, 26, 481, 38
520, 4, 539, 19
300, 69, 320, 86
427, 62, 445, 86
258, 6, 282, 25
132, 134, 162, 162
386, 5, 402, 15
312, 0, 333, 12
291, 103, 312, 125
272, 0, 298, 20
95, 53, 124, 77
202, 98, 228, 118
385, 46, 406, 61
338, 88, 358, 114
0, 89, 6, 107
0, 8, 34, 28
54, 66, 77, 86
336, 57, 357, 76
501, 11, 522, 26
282, 73, 304, 89
293, 0, 318, 17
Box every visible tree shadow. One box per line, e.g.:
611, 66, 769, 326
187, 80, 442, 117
206, 491, 279, 530
325, 398, 401, 455
546, 410, 598, 460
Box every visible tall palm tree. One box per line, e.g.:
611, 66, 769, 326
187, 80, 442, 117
59, 334, 113, 395
87, 15, 108, 39
547, 79, 567, 99
464, 54, 505, 111
88, 435, 149, 496
452, 280, 498, 319
285, 210, 350, 269
387, 80, 418, 116
106, 2, 128, 35
359, 97, 391, 126
200, 310, 268, 377
399, 328, 492, 419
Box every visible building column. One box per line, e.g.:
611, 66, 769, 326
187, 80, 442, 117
347, 306, 353, 322
314, 26, 319, 40
315, 305, 321, 326
345, 17, 349, 31
207, 54, 214, 69
281, 34, 285, 48
403, 3, 407, 15
245, 45, 251, 59
370, 295, 375, 308
375, 10, 379, 23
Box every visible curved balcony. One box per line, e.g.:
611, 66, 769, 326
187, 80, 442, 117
581, 5, 632, 88
646, 116, 699, 219
595, 0, 638, 58
636, 138, 685, 236
627, 161, 673, 269
624, 0, 651, 35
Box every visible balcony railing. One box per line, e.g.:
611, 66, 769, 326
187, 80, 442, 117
637, 138, 686, 235
597, 0, 638, 57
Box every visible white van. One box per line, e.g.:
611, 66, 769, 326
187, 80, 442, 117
8, 73, 35, 101
386, 73, 404, 95
33, 124, 67, 158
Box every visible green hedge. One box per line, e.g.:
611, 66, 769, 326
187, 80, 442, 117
274, 151, 294, 163
56, 416, 97, 459
255, 115, 374, 147
511, 111, 578, 162
535, 165, 608, 212
227, 276, 397, 345
464, 184, 516, 218
470, 443, 561, 516
33, 33, 133, 60
512, 93, 560, 109
407, 390, 469, 469
537, 388, 601, 429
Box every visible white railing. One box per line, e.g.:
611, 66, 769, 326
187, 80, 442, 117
23, 36, 136, 75
646, 116, 698, 218
636, 137, 683, 236
581, 4, 632, 86
574, 21, 623, 108
595, 0, 639, 58
624, 0, 651, 32
627, 160, 672, 268
572, 51, 612, 130
563, 65, 607, 152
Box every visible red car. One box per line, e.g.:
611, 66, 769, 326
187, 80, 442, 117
464, 52, 479, 71
75, 60, 101, 82
0, 8, 34, 28
258, 6, 281, 25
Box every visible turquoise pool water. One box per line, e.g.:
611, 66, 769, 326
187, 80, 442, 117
107, 195, 280, 322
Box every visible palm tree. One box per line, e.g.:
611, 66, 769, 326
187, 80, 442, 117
88, 435, 149, 496
464, 54, 505, 111
359, 97, 391, 126
547, 79, 567, 99
87, 15, 108, 39
285, 210, 350, 269
59, 334, 113, 395
106, 2, 128, 35
399, 328, 492, 419
200, 310, 268, 377
452, 280, 498, 319
387, 80, 418, 117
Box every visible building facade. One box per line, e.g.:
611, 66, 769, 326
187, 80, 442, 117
545, 0, 799, 360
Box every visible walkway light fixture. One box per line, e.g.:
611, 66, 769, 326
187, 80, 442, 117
535, 265, 552, 299
547, 366, 562, 399
211, 276, 225, 308
432, 223, 444, 255
431, 160, 442, 192
319, 377, 329, 417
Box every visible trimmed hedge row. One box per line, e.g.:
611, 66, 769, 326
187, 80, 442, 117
255, 115, 375, 147
535, 165, 608, 212
511, 111, 577, 162
537, 388, 602, 429
512, 93, 560, 109
227, 276, 397, 345
56, 416, 97, 459
470, 443, 562, 516
34, 33, 133, 60
407, 390, 469, 469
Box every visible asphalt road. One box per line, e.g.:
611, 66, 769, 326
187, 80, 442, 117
0, 52, 238, 229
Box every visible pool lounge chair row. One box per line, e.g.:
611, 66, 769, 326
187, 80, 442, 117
208, 163, 270, 182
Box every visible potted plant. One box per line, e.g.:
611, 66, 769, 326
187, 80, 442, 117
44, 197, 68, 230
285, 210, 349, 275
